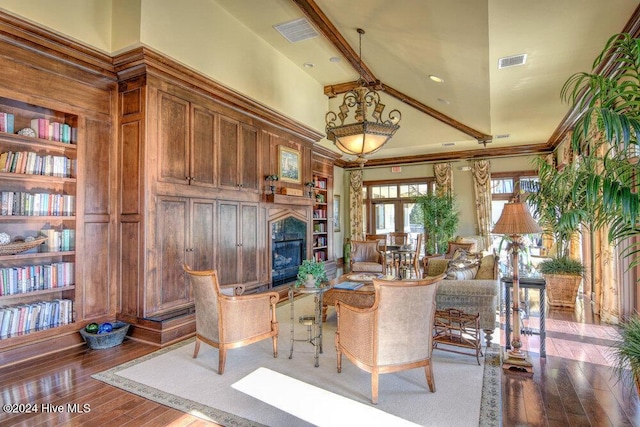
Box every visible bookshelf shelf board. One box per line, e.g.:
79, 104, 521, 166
0, 322, 78, 347
313, 246, 328, 250
0, 215, 76, 222
0, 285, 75, 302
0, 172, 76, 184
0, 132, 77, 153
0, 250, 74, 261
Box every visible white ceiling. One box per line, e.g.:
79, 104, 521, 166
215, 0, 640, 162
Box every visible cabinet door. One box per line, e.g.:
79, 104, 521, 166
217, 201, 239, 285
240, 124, 259, 192
158, 91, 190, 185
154, 197, 190, 313
218, 116, 239, 190
190, 199, 215, 271
191, 105, 216, 188
240, 203, 259, 284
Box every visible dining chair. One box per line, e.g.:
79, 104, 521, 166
183, 264, 279, 374
388, 232, 409, 246
410, 233, 423, 278
335, 274, 446, 403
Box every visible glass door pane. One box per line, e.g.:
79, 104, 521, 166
374, 203, 395, 235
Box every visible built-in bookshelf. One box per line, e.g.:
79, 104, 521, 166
312, 175, 329, 262
0, 97, 78, 341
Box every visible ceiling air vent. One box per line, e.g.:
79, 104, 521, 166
274, 18, 318, 43
498, 54, 527, 69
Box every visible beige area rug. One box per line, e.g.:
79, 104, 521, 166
93, 296, 501, 426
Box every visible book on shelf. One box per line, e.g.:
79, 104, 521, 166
333, 281, 364, 291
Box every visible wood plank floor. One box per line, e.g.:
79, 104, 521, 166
502, 294, 640, 426
0, 294, 638, 426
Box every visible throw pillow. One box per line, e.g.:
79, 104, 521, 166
445, 251, 480, 280
475, 254, 497, 280
446, 266, 479, 280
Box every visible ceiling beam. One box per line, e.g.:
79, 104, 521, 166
293, 0, 492, 144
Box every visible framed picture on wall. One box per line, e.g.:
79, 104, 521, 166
333, 195, 341, 232
278, 146, 301, 183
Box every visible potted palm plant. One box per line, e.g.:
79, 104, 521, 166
296, 259, 328, 288
527, 158, 586, 308
610, 315, 640, 396
413, 193, 459, 255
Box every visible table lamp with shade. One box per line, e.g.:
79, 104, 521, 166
492, 197, 542, 374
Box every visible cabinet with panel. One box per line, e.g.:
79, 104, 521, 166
218, 116, 260, 192
157, 91, 217, 188
150, 196, 215, 314
0, 99, 78, 342
217, 201, 262, 291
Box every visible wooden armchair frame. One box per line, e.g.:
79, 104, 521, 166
335, 274, 446, 403
183, 264, 279, 374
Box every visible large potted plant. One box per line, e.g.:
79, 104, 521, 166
611, 315, 640, 396
528, 159, 587, 308
413, 193, 459, 255
537, 256, 584, 308
296, 259, 328, 288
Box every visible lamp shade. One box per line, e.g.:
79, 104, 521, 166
329, 121, 399, 157
491, 201, 542, 235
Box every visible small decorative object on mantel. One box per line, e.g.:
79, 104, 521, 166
305, 182, 315, 198
296, 259, 328, 288
265, 174, 278, 195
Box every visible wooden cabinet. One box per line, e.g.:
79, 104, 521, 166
218, 116, 260, 192
157, 91, 217, 188
151, 197, 215, 314
217, 201, 260, 289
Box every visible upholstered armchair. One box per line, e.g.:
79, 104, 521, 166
335, 274, 446, 404
350, 240, 386, 274
183, 264, 279, 375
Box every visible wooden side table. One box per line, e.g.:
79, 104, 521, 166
433, 308, 483, 365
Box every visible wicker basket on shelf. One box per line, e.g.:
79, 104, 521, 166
0, 237, 47, 255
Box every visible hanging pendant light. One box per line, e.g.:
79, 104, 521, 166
325, 29, 401, 166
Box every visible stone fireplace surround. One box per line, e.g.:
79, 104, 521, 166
268, 208, 310, 288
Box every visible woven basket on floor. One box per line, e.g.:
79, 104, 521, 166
0, 237, 47, 255
544, 273, 582, 308
79, 321, 130, 349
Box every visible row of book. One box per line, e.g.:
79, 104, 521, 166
312, 209, 327, 219
0, 151, 75, 178
40, 229, 75, 252
0, 112, 14, 134
313, 223, 326, 233
0, 299, 73, 339
314, 236, 327, 247
28, 118, 76, 144
0, 191, 75, 216
0, 262, 74, 296
313, 251, 327, 261
312, 176, 327, 189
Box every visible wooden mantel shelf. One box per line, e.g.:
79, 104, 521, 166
264, 193, 314, 206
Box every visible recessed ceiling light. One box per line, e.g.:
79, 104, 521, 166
495, 133, 510, 139
429, 75, 444, 83
442, 142, 455, 147
303, 63, 314, 68
437, 98, 450, 104
329, 57, 341, 63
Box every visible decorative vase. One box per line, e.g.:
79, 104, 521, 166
305, 274, 316, 288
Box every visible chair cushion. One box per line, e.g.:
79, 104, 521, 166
352, 261, 384, 273
446, 266, 479, 280
445, 250, 481, 280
